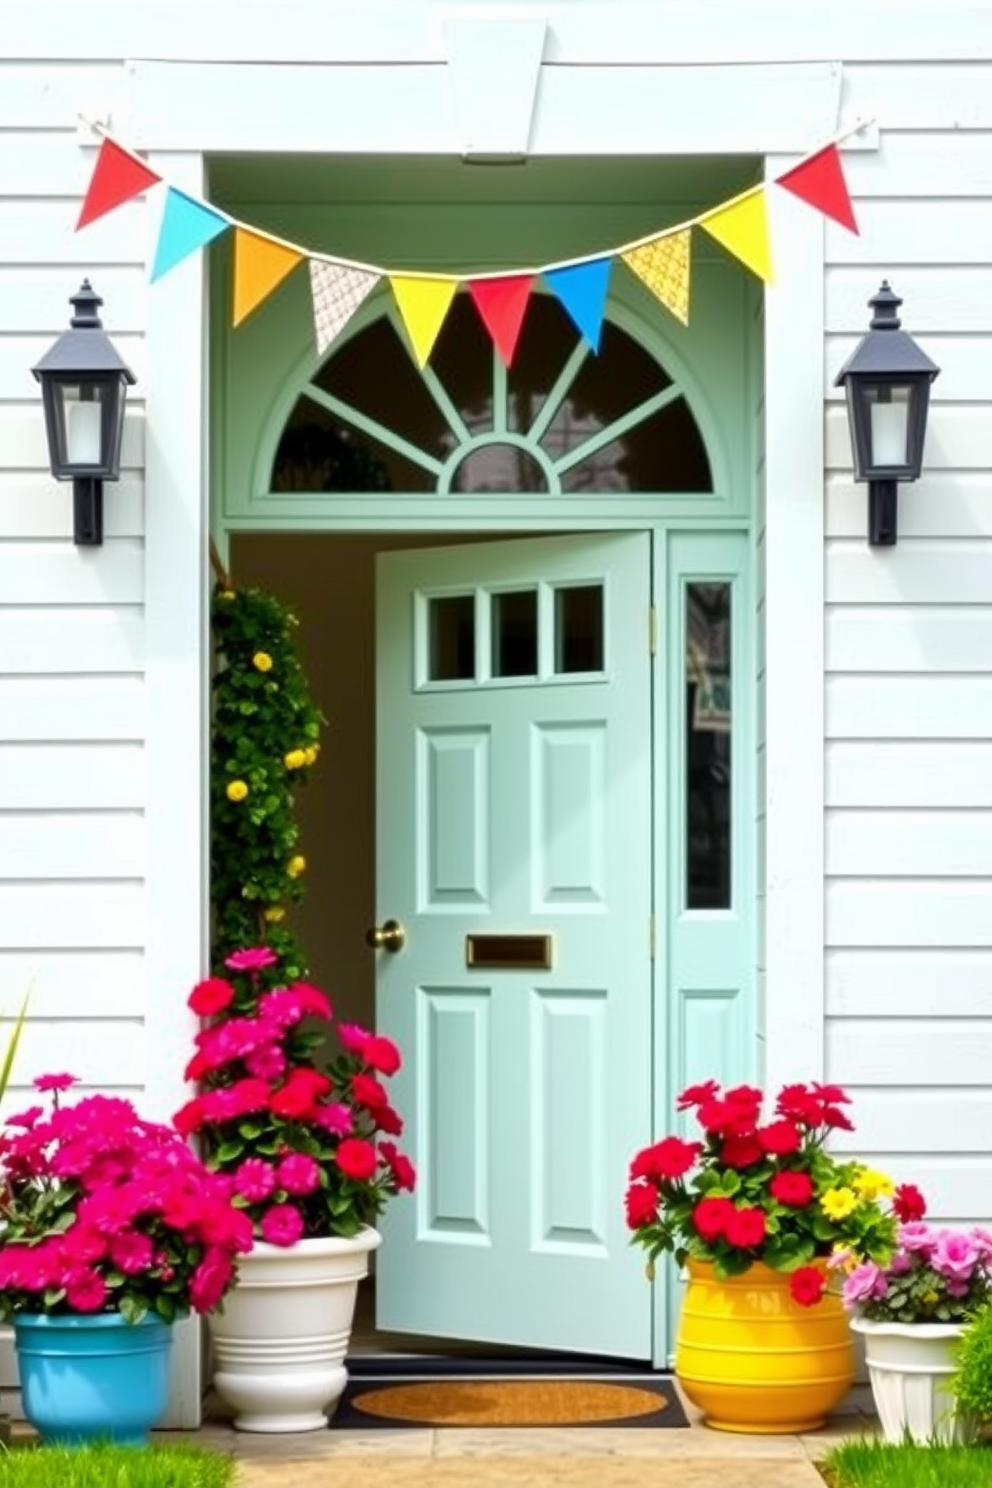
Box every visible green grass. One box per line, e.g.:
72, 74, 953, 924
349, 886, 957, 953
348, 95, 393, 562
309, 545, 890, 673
822, 1436, 992, 1488
0, 1440, 235, 1487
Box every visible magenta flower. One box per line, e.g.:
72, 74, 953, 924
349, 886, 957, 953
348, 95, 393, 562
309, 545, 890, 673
260, 1203, 305, 1247
110, 1231, 155, 1276
233, 1158, 277, 1203
312, 1102, 353, 1136
276, 1154, 321, 1196
64, 1270, 109, 1313
336, 1023, 371, 1056
6, 1106, 43, 1129
245, 1043, 288, 1082
33, 1074, 79, 1093
225, 947, 278, 971
842, 1262, 889, 1305
258, 990, 305, 1029
189, 1247, 235, 1313
897, 1222, 934, 1253
932, 1230, 980, 1283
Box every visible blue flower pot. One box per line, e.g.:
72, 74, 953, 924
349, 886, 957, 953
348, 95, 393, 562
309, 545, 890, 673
13, 1312, 174, 1446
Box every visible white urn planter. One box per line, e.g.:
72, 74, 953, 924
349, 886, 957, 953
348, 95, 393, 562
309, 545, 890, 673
851, 1317, 974, 1445
208, 1228, 381, 1432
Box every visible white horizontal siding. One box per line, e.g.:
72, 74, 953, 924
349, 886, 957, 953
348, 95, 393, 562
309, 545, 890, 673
0, 476, 143, 540
0, 609, 143, 672
827, 540, 992, 604
0, 677, 144, 740
0, 950, 146, 1017
0, 63, 126, 128
830, 1089, 992, 1154
827, 267, 992, 337
0, 269, 147, 337
826, 473, 992, 540
0, 200, 148, 268
827, 403, 992, 469
827, 948, 992, 1017
827, 810, 992, 876
0, 745, 144, 808
828, 881, 992, 947
0, 336, 146, 406
0, 883, 144, 948
827, 608, 992, 672
0, 540, 144, 605
2, 1019, 145, 1095
0, 814, 145, 879
828, 1017, 992, 1085
827, 743, 992, 806
827, 676, 992, 740
0, 408, 145, 471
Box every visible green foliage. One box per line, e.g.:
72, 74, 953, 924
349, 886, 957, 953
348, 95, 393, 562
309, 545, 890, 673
953, 1300, 992, 1422
0, 1440, 235, 1487
822, 1435, 992, 1488
210, 585, 324, 978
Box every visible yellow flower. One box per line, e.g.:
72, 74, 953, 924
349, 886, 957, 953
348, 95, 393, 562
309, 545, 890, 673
226, 780, 249, 802
854, 1168, 895, 1202
218, 589, 236, 601
820, 1187, 858, 1222
284, 749, 307, 770
263, 906, 285, 923
303, 746, 319, 766
287, 855, 307, 878
253, 652, 273, 672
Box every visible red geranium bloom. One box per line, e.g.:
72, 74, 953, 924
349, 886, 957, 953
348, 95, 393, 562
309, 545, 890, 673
224, 948, 278, 971
725, 1206, 766, 1249
363, 1035, 402, 1076
757, 1119, 802, 1156
821, 1105, 855, 1132
625, 1181, 660, 1229
336, 1138, 378, 1182
378, 1141, 416, 1194
893, 1183, 927, 1223
769, 1169, 814, 1208
188, 977, 236, 1017
692, 1195, 735, 1243
676, 1080, 720, 1110
630, 1136, 702, 1183
720, 1134, 765, 1170
373, 1103, 404, 1137
352, 1073, 389, 1111
789, 1265, 827, 1307
33, 1074, 78, 1094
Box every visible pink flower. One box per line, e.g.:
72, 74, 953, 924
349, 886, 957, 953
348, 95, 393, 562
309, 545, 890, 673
225, 948, 278, 971
260, 1204, 305, 1247
898, 1222, 935, 1253
6, 1106, 43, 1129
336, 1023, 371, 1056
188, 977, 236, 1017
189, 1247, 234, 1313
245, 1044, 288, 1082
313, 1103, 353, 1136
288, 982, 333, 1021
233, 1158, 277, 1203
258, 990, 305, 1029
842, 1262, 888, 1305
60, 1225, 108, 1265
33, 1073, 79, 1093
65, 1270, 109, 1312
110, 1231, 155, 1275
276, 1154, 321, 1196
932, 1230, 980, 1283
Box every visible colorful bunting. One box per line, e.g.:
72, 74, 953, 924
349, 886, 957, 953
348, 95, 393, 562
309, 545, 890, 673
467, 275, 535, 366
151, 189, 229, 283
699, 189, 774, 283
390, 276, 459, 368
233, 229, 304, 327
621, 230, 692, 326
77, 138, 162, 231
543, 259, 612, 352
777, 144, 859, 234
309, 261, 380, 356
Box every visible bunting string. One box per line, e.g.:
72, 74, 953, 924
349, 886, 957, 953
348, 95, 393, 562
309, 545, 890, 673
75, 116, 871, 370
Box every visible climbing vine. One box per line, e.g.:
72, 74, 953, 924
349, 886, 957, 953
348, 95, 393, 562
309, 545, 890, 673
210, 581, 324, 980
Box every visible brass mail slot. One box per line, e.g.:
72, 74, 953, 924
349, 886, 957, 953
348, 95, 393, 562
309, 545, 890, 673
465, 934, 554, 970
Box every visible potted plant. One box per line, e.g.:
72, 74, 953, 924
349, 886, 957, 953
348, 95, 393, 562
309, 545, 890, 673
173, 945, 416, 1433
626, 1079, 916, 1433
839, 1219, 992, 1444
0, 1073, 253, 1445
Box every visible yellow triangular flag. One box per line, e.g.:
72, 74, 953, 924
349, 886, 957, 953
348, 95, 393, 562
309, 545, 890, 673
233, 228, 304, 327
390, 275, 459, 367
621, 230, 691, 325
699, 189, 774, 283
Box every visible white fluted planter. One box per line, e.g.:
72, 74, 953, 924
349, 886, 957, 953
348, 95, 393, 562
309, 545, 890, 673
851, 1317, 974, 1445
208, 1228, 381, 1433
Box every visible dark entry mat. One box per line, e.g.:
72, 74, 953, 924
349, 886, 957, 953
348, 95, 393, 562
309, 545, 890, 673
329, 1374, 688, 1429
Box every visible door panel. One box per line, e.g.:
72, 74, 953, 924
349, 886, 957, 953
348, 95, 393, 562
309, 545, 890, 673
374, 533, 653, 1358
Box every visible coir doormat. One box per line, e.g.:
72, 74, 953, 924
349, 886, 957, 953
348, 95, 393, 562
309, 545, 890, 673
329, 1372, 688, 1429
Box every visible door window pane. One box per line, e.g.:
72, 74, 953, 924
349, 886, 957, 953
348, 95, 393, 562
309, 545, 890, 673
686, 582, 731, 909
492, 590, 538, 677
555, 585, 603, 674
429, 596, 476, 681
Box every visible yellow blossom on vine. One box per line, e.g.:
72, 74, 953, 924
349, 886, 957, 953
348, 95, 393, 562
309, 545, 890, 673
253, 652, 273, 672
226, 780, 249, 802
284, 749, 307, 770
263, 906, 285, 922
218, 590, 236, 601
820, 1187, 858, 1222
854, 1168, 895, 1202
303, 746, 319, 766
287, 855, 307, 878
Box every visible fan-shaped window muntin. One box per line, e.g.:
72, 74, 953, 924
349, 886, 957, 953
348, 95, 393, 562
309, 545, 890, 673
270, 291, 713, 498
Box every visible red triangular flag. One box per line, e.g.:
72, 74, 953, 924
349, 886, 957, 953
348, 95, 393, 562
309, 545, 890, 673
776, 144, 858, 234
467, 275, 535, 365
77, 138, 162, 230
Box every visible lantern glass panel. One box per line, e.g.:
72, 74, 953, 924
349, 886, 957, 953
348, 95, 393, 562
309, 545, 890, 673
42, 374, 127, 480
868, 385, 911, 469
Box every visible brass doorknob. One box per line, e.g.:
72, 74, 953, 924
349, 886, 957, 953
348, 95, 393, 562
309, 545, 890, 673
365, 919, 406, 953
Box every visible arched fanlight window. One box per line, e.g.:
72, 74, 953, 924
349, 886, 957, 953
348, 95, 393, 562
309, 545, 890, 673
271, 292, 711, 496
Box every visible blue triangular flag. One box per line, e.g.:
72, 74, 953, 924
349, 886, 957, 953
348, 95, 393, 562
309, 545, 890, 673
544, 259, 613, 352
151, 189, 230, 282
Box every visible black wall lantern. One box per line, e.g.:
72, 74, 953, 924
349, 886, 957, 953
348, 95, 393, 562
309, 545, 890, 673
32, 280, 137, 546
834, 281, 940, 547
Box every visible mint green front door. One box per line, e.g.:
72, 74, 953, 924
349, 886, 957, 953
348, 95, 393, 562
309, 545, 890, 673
374, 533, 653, 1358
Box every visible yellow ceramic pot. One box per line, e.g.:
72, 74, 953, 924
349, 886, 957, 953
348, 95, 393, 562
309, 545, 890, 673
675, 1258, 854, 1433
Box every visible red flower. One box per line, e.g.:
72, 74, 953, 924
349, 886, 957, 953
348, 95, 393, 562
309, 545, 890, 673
32, 1074, 79, 1094
625, 1182, 660, 1229
336, 1138, 378, 1182
259, 1203, 305, 1247
352, 1073, 389, 1111
677, 1080, 720, 1110
378, 1141, 416, 1193
629, 1136, 702, 1183
821, 1106, 855, 1132
696, 1099, 741, 1135
363, 1036, 402, 1076
757, 1120, 802, 1156
725, 1206, 766, 1249
189, 1246, 235, 1312
173, 1098, 205, 1136
373, 1103, 404, 1137
692, 1196, 735, 1243
187, 977, 235, 1017
769, 1170, 814, 1208
893, 1183, 927, 1223
811, 1082, 850, 1106
720, 1134, 765, 1170
789, 1265, 827, 1307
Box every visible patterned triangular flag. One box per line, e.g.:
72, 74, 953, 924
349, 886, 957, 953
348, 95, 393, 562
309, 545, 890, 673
543, 259, 612, 351
309, 260, 380, 355
77, 138, 161, 231
467, 275, 535, 366
390, 276, 459, 367
777, 144, 859, 234
699, 189, 773, 283
621, 231, 692, 326
151, 189, 230, 282
232, 228, 304, 327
